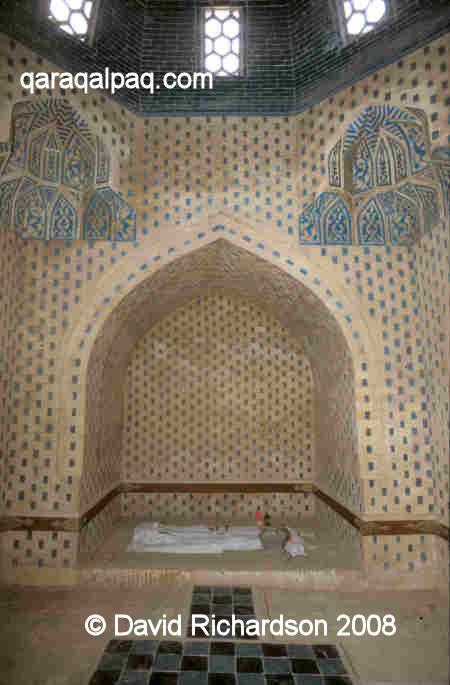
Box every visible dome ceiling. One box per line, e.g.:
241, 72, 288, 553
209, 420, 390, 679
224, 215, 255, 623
0, 0, 448, 115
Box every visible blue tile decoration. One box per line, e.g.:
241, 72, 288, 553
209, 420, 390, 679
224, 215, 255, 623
96, 136, 111, 186
414, 184, 441, 230
0, 98, 135, 241
381, 191, 419, 246
302, 105, 442, 245
83, 189, 114, 240
83, 188, 137, 242
298, 202, 322, 244
29, 128, 62, 184
328, 139, 342, 188
49, 195, 78, 240
356, 184, 439, 245
342, 105, 427, 188
431, 146, 450, 164
299, 192, 352, 245
62, 131, 95, 190
431, 146, 450, 217
2, 110, 29, 174
13, 177, 49, 239
0, 177, 21, 225
357, 198, 386, 245
323, 198, 352, 245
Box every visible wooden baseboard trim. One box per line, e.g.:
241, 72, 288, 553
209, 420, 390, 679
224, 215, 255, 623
1, 482, 448, 540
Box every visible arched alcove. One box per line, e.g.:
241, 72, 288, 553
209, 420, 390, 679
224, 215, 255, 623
76, 238, 362, 562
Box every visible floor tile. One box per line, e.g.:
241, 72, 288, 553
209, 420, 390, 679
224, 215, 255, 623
317, 660, 346, 675
265, 675, 295, 685
183, 642, 210, 655
237, 676, 265, 685
192, 605, 211, 615
263, 658, 291, 674
293, 677, 325, 685
98, 653, 128, 671
119, 672, 150, 685
236, 644, 263, 657
286, 646, 315, 659
208, 674, 236, 685
132, 641, 159, 655
90, 672, 123, 685
209, 655, 235, 673
149, 674, 179, 685
291, 660, 320, 675
312, 646, 340, 660
213, 606, 233, 616
210, 642, 235, 655
89, 639, 354, 685
213, 596, 233, 606
179, 673, 208, 685
106, 640, 134, 654
158, 642, 184, 655
188, 587, 256, 641
262, 644, 288, 658
236, 657, 263, 673
126, 654, 153, 670
234, 606, 253, 616
154, 655, 182, 671
181, 656, 209, 672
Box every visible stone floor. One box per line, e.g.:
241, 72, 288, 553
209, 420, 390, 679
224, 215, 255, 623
0, 582, 447, 685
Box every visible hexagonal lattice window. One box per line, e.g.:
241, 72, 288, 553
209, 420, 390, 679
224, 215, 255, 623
343, 0, 388, 37
49, 0, 95, 40
203, 7, 242, 76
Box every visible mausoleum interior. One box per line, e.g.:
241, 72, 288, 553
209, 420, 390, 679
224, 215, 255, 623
0, 1, 448, 684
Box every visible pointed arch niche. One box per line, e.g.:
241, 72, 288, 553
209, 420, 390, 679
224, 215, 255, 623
74, 238, 366, 564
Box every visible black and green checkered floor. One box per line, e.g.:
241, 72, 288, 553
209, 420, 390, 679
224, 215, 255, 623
88, 587, 354, 684
188, 585, 256, 639
88, 639, 353, 684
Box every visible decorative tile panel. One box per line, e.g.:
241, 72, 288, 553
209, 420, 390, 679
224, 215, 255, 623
0, 98, 134, 241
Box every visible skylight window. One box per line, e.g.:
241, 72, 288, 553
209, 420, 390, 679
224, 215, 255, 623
203, 7, 243, 76
49, 0, 95, 41
343, 0, 387, 37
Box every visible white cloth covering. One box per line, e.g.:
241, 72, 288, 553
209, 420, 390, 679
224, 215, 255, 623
127, 522, 264, 554
283, 527, 306, 557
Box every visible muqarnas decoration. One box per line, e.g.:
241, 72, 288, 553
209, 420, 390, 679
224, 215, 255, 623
83, 188, 136, 241
431, 146, 450, 218
300, 105, 441, 246
357, 187, 423, 246
0, 98, 136, 241
299, 192, 353, 246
